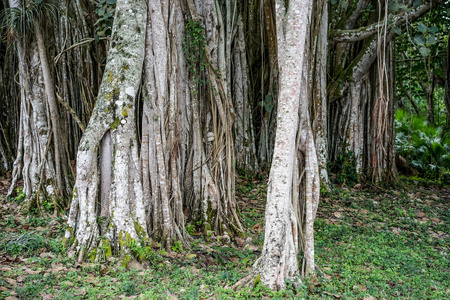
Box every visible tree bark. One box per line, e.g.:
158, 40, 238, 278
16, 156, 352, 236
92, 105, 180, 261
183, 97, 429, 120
141, 0, 189, 248
184, 0, 243, 236
444, 31, 450, 127
251, 0, 313, 290
65, 0, 148, 261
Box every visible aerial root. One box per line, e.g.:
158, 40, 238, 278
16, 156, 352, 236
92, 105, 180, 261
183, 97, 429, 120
232, 272, 256, 290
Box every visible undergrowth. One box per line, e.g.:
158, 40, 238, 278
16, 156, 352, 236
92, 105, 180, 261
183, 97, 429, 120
0, 177, 448, 299
395, 109, 450, 182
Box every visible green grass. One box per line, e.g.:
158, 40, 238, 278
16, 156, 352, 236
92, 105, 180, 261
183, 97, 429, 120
0, 177, 448, 299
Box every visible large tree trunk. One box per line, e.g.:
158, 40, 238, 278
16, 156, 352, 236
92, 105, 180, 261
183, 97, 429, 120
326, 0, 439, 183
6, 0, 62, 207
250, 0, 313, 290
184, 0, 243, 236
33, 16, 66, 197
311, 0, 330, 188
0, 23, 17, 176
5, 0, 97, 209
233, 13, 259, 174
141, 0, 189, 248
445, 31, 450, 127
65, 0, 148, 261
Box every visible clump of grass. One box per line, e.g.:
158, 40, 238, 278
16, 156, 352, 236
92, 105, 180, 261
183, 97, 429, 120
0, 231, 57, 257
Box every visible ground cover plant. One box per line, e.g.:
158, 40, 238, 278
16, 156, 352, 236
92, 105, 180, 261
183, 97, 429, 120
395, 109, 450, 182
0, 175, 448, 299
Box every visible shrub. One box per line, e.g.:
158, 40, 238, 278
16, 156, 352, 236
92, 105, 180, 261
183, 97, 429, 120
395, 109, 450, 180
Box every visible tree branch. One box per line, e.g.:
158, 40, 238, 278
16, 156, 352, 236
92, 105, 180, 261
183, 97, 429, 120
330, 0, 443, 44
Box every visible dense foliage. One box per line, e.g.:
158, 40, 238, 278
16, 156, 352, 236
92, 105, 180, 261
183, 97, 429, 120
395, 109, 450, 181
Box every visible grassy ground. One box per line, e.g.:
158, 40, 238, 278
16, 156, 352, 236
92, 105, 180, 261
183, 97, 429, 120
0, 177, 449, 299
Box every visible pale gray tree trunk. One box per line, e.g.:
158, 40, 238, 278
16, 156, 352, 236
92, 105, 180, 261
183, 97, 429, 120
249, 0, 314, 290
184, 0, 243, 236
445, 31, 450, 127
65, 0, 148, 261
233, 13, 259, 174
141, 0, 189, 248
312, 0, 330, 188
7, 0, 61, 207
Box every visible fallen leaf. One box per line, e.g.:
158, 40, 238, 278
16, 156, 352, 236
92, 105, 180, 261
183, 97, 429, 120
253, 223, 263, 232
39, 252, 55, 258
5, 278, 17, 286
39, 292, 55, 300
430, 231, 440, 239
74, 288, 86, 296
0, 267, 12, 272
353, 284, 367, 292
363, 296, 376, 300
391, 227, 401, 235
190, 266, 199, 275
235, 237, 245, 247
24, 268, 40, 275
417, 212, 426, 218
322, 291, 341, 298
333, 212, 343, 218
246, 245, 259, 251
127, 260, 145, 271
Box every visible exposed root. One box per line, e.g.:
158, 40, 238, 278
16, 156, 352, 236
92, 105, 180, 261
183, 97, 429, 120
232, 273, 255, 290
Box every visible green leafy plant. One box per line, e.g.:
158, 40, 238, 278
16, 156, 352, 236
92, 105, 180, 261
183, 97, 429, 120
121, 280, 138, 296
395, 109, 450, 180
94, 0, 116, 40
0, 0, 56, 42
329, 151, 358, 186
183, 20, 208, 84
171, 240, 183, 253
186, 223, 195, 235
11, 188, 26, 203
0, 231, 59, 257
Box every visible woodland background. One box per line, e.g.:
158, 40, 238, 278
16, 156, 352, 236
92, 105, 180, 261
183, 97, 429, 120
0, 0, 449, 298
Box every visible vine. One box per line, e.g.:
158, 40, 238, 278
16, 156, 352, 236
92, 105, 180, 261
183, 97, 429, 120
183, 20, 208, 85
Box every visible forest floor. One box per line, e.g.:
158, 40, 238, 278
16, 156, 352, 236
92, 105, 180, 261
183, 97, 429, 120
0, 176, 449, 299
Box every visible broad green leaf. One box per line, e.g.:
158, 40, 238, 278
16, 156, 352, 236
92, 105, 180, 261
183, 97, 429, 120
427, 35, 437, 45
331, 0, 338, 5
413, 0, 423, 9
419, 46, 431, 57
96, 7, 105, 16
341, 0, 349, 10
417, 22, 428, 33
413, 34, 426, 46
392, 26, 402, 35
429, 26, 438, 33
389, 3, 400, 12
106, 0, 117, 4
34, 0, 44, 3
